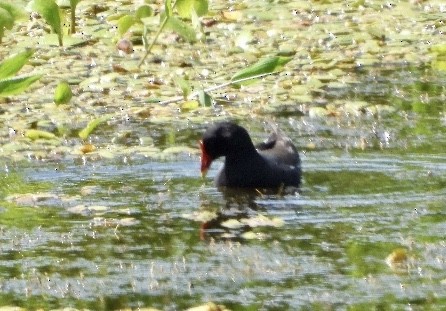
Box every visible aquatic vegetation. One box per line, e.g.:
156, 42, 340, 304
0, 49, 42, 97
0, 1, 25, 43
0, 1, 445, 310
53, 80, 73, 105
31, 0, 64, 46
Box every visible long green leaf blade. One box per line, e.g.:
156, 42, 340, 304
25, 129, 58, 140
173, 76, 191, 99
166, 16, 197, 43
0, 49, 34, 80
0, 2, 26, 19
32, 0, 63, 46
231, 56, 292, 82
78, 115, 112, 140
0, 7, 14, 42
0, 74, 42, 97
165, 0, 173, 17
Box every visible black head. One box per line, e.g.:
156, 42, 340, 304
201, 122, 256, 161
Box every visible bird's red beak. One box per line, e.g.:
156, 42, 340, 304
200, 140, 211, 178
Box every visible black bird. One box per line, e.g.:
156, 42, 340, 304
200, 121, 301, 188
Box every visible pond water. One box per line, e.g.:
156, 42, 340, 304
1, 0, 446, 310
1, 66, 445, 310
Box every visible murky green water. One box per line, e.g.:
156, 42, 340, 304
1, 0, 446, 310
1, 67, 445, 310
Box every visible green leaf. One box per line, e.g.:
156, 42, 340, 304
32, 0, 63, 46
0, 49, 35, 80
231, 56, 293, 82
0, 2, 26, 19
431, 60, 446, 72
173, 76, 191, 99
135, 5, 153, 21
166, 16, 197, 43
176, 0, 208, 18
25, 129, 57, 140
78, 115, 112, 140
0, 74, 42, 97
117, 15, 136, 37
197, 90, 212, 107
181, 100, 199, 111
165, 0, 173, 17
193, 0, 208, 16
431, 44, 446, 58
0, 7, 13, 42
54, 81, 73, 105
0, 2, 26, 42
142, 24, 149, 49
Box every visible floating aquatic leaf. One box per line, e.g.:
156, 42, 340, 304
37, 33, 85, 47
241, 214, 285, 228
231, 56, 292, 82
6, 192, 59, 206
356, 57, 379, 67
431, 60, 446, 72
88, 205, 110, 212
182, 211, 217, 222
78, 115, 112, 140
221, 218, 244, 229
221, 10, 243, 21
118, 217, 139, 226
430, 44, 446, 57
32, 0, 63, 46
97, 149, 115, 159
308, 107, 329, 118
25, 129, 58, 140
54, 81, 73, 105
181, 100, 199, 111
241, 231, 263, 240
0, 49, 34, 80
80, 185, 101, 196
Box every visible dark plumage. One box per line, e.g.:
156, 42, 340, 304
200, 122, 301, 188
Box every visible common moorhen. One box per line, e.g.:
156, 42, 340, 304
200, 122, 301, 188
